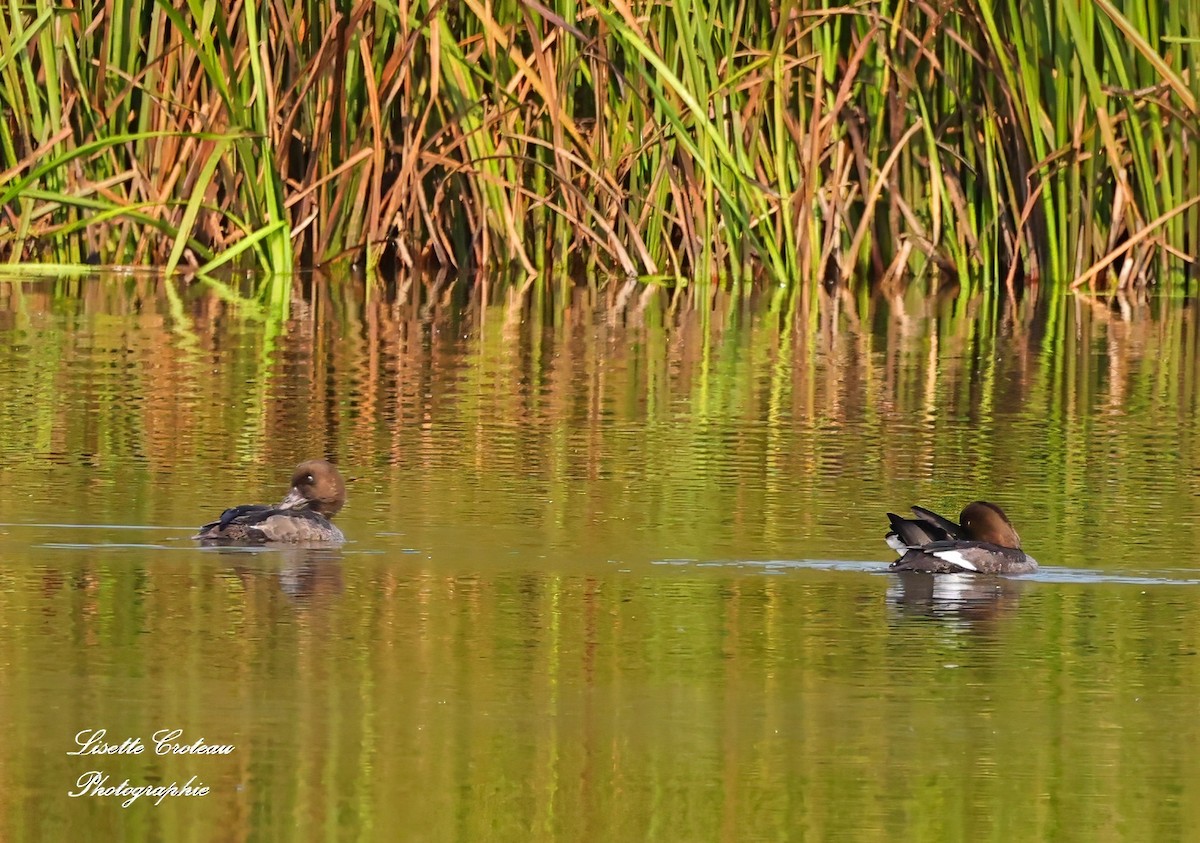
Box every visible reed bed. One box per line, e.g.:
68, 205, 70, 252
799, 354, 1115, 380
1, 0, 1197, 292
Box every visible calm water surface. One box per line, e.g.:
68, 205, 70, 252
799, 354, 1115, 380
1, 275, 1199, 840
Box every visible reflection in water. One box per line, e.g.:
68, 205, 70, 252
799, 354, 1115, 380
210, 545, 346, 606
275, 549, 345, 605
1, 275, 1200, 838
887, 571, 1026, 631
1, 275, 1197, 568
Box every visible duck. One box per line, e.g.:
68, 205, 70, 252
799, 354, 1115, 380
884, 501, 1037, 574
194, 459, 347, 543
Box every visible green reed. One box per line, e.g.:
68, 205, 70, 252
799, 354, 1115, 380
0, 0, 1196, 293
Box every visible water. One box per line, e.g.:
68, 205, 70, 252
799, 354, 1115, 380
0, 275, 1198, 840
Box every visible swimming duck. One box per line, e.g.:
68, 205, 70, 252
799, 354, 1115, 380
194, 460, 347, 543
884, 501, 1037, 574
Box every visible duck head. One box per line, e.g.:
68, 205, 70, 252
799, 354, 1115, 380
959, 501, 1021, 548
278, 460, 346, 518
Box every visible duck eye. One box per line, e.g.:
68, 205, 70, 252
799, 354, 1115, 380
305, 474, 314, 484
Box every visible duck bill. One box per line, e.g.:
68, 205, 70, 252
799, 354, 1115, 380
278, 487, 309, 510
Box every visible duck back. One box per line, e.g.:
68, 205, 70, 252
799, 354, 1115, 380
195, 506, 345, 543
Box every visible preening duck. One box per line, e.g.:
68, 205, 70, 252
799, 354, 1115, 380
885, 501, 1037, 574
194, 459, 347, 544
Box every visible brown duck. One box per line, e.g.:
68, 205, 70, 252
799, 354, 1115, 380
195, 460, 347, 543
885, 501, 1037, 574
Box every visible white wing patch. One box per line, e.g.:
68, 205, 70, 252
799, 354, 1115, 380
930, 549, 979, 572
885, 534, 908, 555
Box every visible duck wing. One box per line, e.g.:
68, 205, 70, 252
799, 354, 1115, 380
910, 506, 965, 539
194, 504, 273, 540
195, 506, 340, 543
886, 512, 942, 548
885, 507, 959, 554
